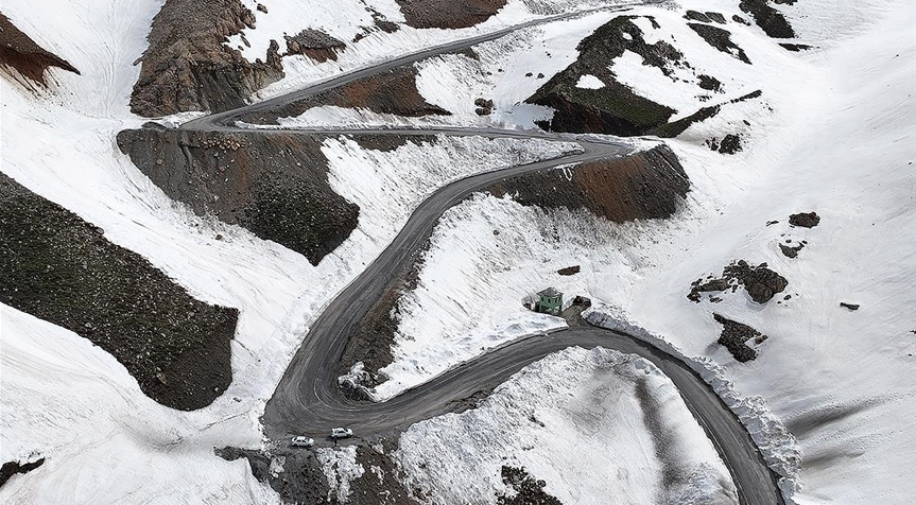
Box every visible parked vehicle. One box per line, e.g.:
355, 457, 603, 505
291, 436, 315, 448
330, 427, 353, 439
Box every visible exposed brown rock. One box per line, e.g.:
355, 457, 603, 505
558, 265, 581, 276
489, 145, 690, 223
688, 260, 788, 304
789, 211, 820, 228
130, 0, 284, 117
0, 12, 79, 89
284, 29, 346, 62
243, 66, 449, 124
395, 0, 507, 29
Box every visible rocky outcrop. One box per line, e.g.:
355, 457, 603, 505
130, 0, 283, 117
527, 16, 680, 136
243, 66, 449, 125
0, 173, 238, 410
0, 458, 45, 488
284, 29, 346, 62
489, 145, 690, 223
395, 0, 507, 29
116, 128, 359, 265
688, 23, 751, 64
713, 313, 767, 362
688, 260, 788, 304
0, 12, 79, 89
497, 466, 563, 505
739, 0, 796, 39
789, 211, 820, 228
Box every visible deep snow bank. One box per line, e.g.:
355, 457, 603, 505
396, 347, 739, 505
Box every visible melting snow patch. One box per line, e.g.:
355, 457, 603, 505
316, 447, 365, 503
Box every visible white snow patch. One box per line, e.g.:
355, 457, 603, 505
576, 73, 606, 89
316, 446, 365, 503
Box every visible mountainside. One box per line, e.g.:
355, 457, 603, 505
1, 0, 913, 504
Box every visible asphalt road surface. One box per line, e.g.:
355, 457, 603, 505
177, 4, 785, 504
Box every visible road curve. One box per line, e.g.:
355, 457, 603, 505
172, 5, 785, 505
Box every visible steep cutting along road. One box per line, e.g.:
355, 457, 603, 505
178, 3, 785, 505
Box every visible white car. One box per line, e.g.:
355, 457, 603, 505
330, 427, 353, 439
290, 436, 314, 448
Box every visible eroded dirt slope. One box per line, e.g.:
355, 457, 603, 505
0, 173, 238, 410
117, 127, 359, 265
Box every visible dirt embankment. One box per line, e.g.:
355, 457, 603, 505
0, 13, 79, 89
130, 0, 283, 117
117, 128, 359, 265
490, 145, 690, 222
0, 173, 238, 410
395, 0, 507, 29
218, 438, 419, 505
243, 66, 450, 125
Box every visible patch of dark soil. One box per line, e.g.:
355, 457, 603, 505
0, 458, 45, 488
395, 0, 507, 29
220, 438, 418, 505
285, 29, 346, 62
697, 74, 722, 92
130, 0, 283, 117
557, 265, 580, 276
652, 90, 761, 138
688, 259, 788, 304
688, 23, 751, 64
489, 145, 690, 223
350, 134, 438, 152
526, 16, 683, 136
497, 466, 563, 505
0, 13, 79, 89
739, 0, 797, 38
116, 129, 359, 265
337, 238, 431, 388
713, 313, 766, 362
789, 211, 820, 228
0, 173, 238, 410
243, 66, 450, 125
780, 43, 812, 52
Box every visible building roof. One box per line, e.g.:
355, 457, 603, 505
537, 287, 561, 297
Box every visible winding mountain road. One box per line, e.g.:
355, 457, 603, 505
179, 4, 785, 505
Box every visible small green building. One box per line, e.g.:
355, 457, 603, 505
537, 287, 563, 316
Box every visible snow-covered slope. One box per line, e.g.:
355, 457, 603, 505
396, 347, 739, 505
383, 1, 916, 503
0, 1, 578, 502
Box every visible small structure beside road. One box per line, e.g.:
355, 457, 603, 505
537, 287, 563, 315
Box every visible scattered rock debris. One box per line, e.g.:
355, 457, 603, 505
714, 313, 767, 362
0, 13, 80, 90
707, 133, 744, 154
475, 97, 495, 116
